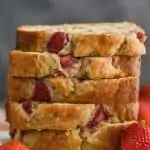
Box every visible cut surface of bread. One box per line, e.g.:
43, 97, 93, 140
12, 121, 136, 150
16, 22, 146, 56
7, 76, 139, 104
9, 50, 141, 78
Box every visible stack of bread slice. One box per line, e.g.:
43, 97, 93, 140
5, 22, 147, 150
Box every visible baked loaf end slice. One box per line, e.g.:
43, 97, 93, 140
9, 50, 141, 78
16, 22, 146, 56
12, 121, 136, 150
6, 101, 138, 130
7, 76, 139, 104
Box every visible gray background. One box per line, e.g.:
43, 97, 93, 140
0, 0, 150, 100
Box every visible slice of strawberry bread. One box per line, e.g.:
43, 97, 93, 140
9, 50, 141, 78
16, 22, 146, 56
6, 101, 138, 130
7, 76, 139, 104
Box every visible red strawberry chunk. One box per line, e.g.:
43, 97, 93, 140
111, 57, 118, 68
21, 101, 35, 114
136, 32, 147, 43
60, 55, 78, 68
121, 123, 150, 150
86, 107, 108, 133
0, 140, 28, 150
47, 32, 68, 53
32, 79, 51, 102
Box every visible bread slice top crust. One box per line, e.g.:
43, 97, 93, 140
17, 22, 145, 35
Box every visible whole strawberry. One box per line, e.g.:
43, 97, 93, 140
121, 123, 150, 150
0, 140, 28, 150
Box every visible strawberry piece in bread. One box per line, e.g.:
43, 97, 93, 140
47, 32, 68, 53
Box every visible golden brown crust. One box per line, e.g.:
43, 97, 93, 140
9, 50, 141, 78
6, 100, 138, 130
9, 50, 59, 78
16, 22, 146, 56
16, 29, 50, 52
12, 122, 136, 150
7, 76, 139, 104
